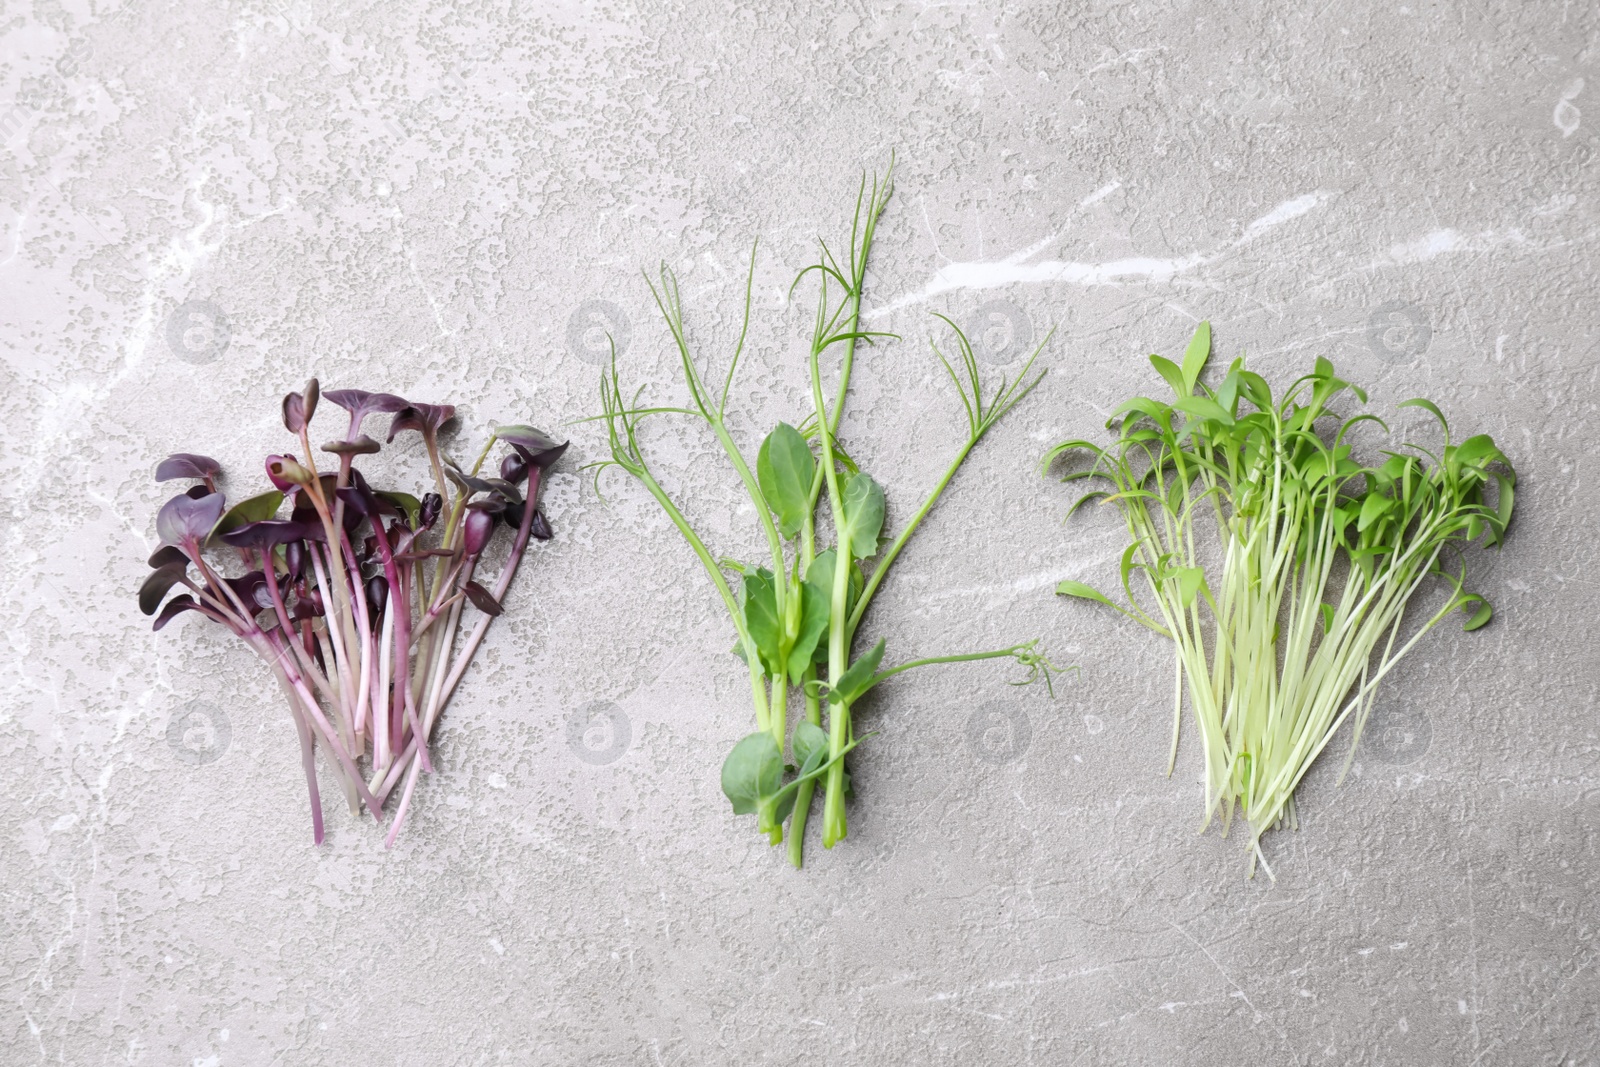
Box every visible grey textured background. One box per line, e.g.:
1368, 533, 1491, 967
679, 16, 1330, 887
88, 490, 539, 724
3, 1, 1597, 1064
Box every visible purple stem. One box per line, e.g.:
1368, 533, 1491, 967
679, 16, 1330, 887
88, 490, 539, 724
436, 467, 545, 714
268, 663, 324, 843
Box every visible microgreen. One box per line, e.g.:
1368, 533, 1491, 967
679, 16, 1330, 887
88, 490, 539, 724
592, 162, 1064, 866
142, 381, 564, 846
1049, 322, 1515, 877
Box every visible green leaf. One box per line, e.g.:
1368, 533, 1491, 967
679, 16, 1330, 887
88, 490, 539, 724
766, 730, 871, 825
806, 549, 863, 628
208, 490, 284, 542
791, 721, 829, 776
741, 570, 783, 675
1357, 493, 1392, 532
1172, 395, 1234, 427
720, 732, 784, 816
374, 490, 422, 529
1111, 396, 1172, 428
1215, 364, 1241, 414
1171, 566, 1206, 608
1055, 580, 1122, 612
1148, 354, 1186, 397
1398, 397, 1449, 440
840, 472, 886, 558
1453, 434, 1503, 471
1493, 472, 1515, 531
787, 577, 831, 682
1461, 597, 1493, 631
756, 422, 815, 540
827, 637, 887, 705
1181, 321, 1211, 392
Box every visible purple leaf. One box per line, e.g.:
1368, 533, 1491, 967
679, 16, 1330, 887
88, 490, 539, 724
265, 454, 313, 491
226, 570, 274, 613
284, 540, 305, 582
531, 509, 553, 541
324, 388, 408, 414
155, 453, 222, 483
157, 492, 226, 547
290, 474, 339, 525
220, 519, 313, 549
492, 424, 568, 470
139, 562, 189, 615
324, 388, 409, 431
322, 435, 381, 457
291, 589, 324, 619
462, 580, 503, 617
392, 547, 454, 564
335, 486, 375, 520
486, 478, 523, 511
462, 506, 496, 557
148, 544, 189, 569
283, 393, 308, 433
500, 450, 528, 486
418, 493, 443, 530
387, 403, 456, 441
152, 594, 200, 631
364, 575, 389, 617
443, 462, 496, 497
282, 378, 320, 433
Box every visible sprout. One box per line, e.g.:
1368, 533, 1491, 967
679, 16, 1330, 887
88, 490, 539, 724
1049, 322, 1516, 878
591, 161, 1064, 867
142, 380, 565, 847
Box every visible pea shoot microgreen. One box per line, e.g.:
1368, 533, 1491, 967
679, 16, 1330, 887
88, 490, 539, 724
1049, 322, 1515, 878
592, 162, 1062, 866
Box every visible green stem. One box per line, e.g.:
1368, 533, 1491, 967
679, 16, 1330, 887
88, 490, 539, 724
634, 465, 770, 729
787, 663, 823, 868
848, 437, 974, 636
867, 645, 1028, 686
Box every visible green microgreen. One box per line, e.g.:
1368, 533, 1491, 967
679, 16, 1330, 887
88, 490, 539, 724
1049, 322, 1515, 878
590, 161, 1063, 866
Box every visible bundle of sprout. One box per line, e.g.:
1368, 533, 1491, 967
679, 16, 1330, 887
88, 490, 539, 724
140, 380, 565, 845
1050, 323, 1515, 877
594, 162, 1061, 868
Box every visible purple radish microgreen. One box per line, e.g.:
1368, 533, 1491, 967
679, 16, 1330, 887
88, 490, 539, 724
1048, 322, 1515, 879
591, 162, 1065, 867
142, 379, 564, 846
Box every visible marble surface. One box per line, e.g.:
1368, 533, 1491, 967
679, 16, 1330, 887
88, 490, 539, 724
2, 1, 1596, 1063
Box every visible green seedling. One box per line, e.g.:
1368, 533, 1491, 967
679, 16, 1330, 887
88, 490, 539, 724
592, 162, 1061, 866
1050, 322, 1515, 878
